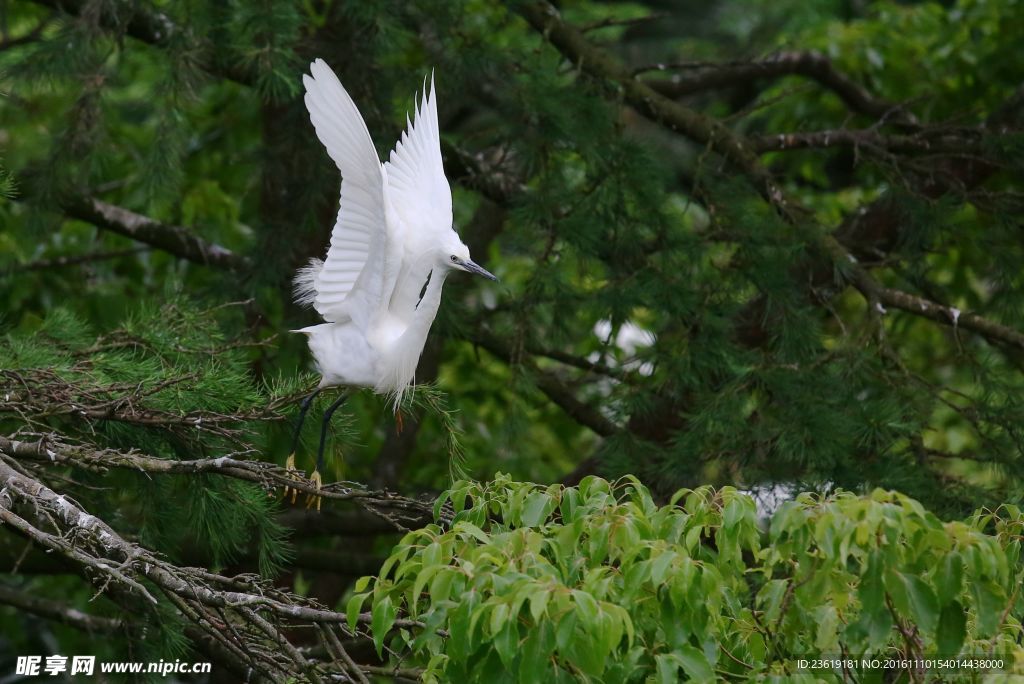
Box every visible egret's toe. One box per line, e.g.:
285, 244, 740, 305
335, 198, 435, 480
283, 453, 300, 504
305, 469, 323, 512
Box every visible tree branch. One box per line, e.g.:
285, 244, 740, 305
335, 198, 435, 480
29, 0, 252, 85
517, 1, 788, 212
0, 433, 443, 531
5, 246, 151, 273
57, 194, 248, 271
470, 332, 619, 437
0, 583, 126, 632
0, 457, 437, 682
844, 267, 1024, 351
748, 128, 984, 156
642, 51, 917, 125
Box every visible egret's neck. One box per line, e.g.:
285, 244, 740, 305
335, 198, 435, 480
376, 264, 449, 405
410, 265, 449, 332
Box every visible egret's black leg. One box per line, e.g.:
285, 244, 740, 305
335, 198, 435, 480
307, 391, 349, 511
284, 387, 323, 504
290, 387, 323, 454
315, 391, 350, 476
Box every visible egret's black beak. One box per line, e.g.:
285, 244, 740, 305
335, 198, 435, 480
462, 259, 497, 281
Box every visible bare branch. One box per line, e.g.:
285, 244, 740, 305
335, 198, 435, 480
58, 194, 248, 271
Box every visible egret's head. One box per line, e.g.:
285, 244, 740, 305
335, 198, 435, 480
441, 235, 497, 281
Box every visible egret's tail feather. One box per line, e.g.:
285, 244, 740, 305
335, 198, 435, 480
293, 258, 324, 308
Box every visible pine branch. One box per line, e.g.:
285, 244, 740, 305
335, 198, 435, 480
748, 128, 985, 156
0, 583, 126, 632
6, 246, 151, 273
843, 266, 1024, 351
0, 456, 437, 682
0, 433, 442, 531
470, 331, 619, 437
0, 13, 53, 52
517, 1, 790, 214
641, 51, 917, 126
28, 0, 252, 85
441, 141, 526, 206
519, 0, 1024, 447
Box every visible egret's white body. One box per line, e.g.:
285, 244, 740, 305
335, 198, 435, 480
293, 59, 494, 408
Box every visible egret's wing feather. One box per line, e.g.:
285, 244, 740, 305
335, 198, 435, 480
383, 74, 453, 316
300, 59, 390, 327
385, 74, 452, 234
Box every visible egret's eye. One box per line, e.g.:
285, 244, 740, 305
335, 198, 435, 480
450, 255, 458, 263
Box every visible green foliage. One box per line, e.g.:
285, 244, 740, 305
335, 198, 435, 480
400, 383, 469, 483
353, 476, 1024, 681
0, 299, 299, 655
2, 0, 1024, 676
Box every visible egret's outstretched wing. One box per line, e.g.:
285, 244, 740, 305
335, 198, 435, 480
297, 59, 393, 328
383, 74, 453, 315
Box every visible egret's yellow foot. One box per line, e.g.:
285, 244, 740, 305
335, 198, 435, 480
283, 453, 300, 505
305, 469, 323, 512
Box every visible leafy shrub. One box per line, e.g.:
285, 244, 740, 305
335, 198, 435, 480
350, 475, 1024, 682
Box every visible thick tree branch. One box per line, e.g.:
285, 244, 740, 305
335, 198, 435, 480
58, 194, 248, 271
845, 268, 1024, 351
748, 128, 985, 156
642, 51, 917, 125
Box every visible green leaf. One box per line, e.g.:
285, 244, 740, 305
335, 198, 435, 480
456, 521, 491, 544
677, 644, 715, 682
723, 499, 744, 529
935, 552, 963, 604
489, 601, 510, 636
655, 654, 679, 684
522, 491, 552, 527
901, 573, 939, 634
371, 595, 396, 657
529, 587, 551, 622
519, 620, 553, 684
555, 610, 578, 653
758, 579, 788, 623
346, 592, 368, 633
815, 605, 839, 651
423, 541, 443, 568
936, 601, 967, 655
430, 568, 456, 606
493, 618, 519, 667
970, 580, 1006, 637
651, 549, 676, 585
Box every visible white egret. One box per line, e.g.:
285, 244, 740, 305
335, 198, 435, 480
285, 59, 495, 502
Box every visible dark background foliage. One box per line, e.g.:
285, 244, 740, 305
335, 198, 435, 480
0, 0, 1022, 680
